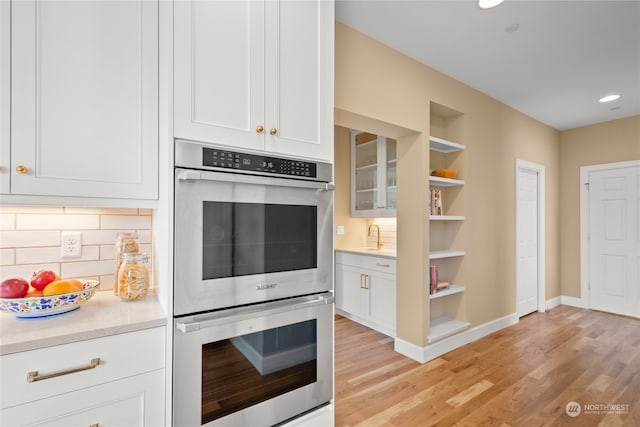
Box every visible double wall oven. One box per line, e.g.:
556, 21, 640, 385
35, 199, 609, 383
173, 140, 334, 426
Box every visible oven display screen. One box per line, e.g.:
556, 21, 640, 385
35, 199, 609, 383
202, 202, 317, 279
202, 147, 318, 178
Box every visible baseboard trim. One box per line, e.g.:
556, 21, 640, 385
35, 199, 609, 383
560, 296, 585, 308
394, 313, 519, 364
546, 296, 562, 310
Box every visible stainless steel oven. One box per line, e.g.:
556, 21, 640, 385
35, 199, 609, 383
174, 140, 334, 316
173, 140, 335, 426
173, 293, 334, 427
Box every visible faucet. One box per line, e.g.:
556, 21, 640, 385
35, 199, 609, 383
368, 223, 384, 249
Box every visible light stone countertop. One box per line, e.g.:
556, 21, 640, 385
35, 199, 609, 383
335, 247, 397, 259
0, 291, 167, 355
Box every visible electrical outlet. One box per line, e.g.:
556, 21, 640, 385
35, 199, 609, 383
336, 225, 345, 235
61, 232, 82, 259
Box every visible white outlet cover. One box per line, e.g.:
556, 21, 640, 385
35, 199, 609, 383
61, 231, 82, 259
337, 225, 345, 235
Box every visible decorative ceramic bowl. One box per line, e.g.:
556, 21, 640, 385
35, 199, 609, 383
0, 280, 100, 318
431, 169, 458, 179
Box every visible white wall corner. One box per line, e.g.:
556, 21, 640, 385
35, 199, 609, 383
560, 296, 585, 308
546, 296, 562, 310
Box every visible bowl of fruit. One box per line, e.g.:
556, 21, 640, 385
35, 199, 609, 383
0, 271, 100, 318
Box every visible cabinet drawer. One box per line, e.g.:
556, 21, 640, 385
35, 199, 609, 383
335, 252, 396, 274
1, 369, 164, 427
0, 327, 165, 409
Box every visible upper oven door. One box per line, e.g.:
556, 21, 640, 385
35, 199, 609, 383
174, 168, 334, 315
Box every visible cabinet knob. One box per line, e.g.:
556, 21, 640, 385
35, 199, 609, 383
270, 127, 278, 135
16, 165, 28, 174
256, 125, 264, 133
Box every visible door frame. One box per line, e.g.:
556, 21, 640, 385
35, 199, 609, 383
580, 160, 640, 310
515, 159, 546, 315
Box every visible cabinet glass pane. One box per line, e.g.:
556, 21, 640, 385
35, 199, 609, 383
354, 134, 378, 212
386, 139, 397, 210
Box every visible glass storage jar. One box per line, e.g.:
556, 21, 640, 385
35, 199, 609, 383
114, 232, 139, 295
117, 252, 149, 301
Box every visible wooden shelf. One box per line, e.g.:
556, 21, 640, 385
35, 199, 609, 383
428, 317, 470, 344
429, 176, 465, 187
429, 284, 465, 300
429, 250, 465, 260
429, 136, 465, 153
429, 215, 465, 221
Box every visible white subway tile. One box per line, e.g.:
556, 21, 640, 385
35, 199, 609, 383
136, 230, 152, 244
0, 231, 61, 248
0, 214, 15, 230
16, 245, 99, 264
0, 206, 63, 214
61, 260, 114, 278
1, 249, 15, 266
100, 245, 116, 260
99, 274, 115, 291
0, 263, 60, 281
64, 207, 139, 215
82, 230, 122, 245
100, 215, 152, 230
16, 214, 99, 230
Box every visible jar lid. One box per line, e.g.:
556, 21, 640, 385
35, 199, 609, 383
121, 252, 148, 262
117, 231, 139, 239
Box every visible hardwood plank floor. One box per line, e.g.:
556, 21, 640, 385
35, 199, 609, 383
334, 306, 640, 426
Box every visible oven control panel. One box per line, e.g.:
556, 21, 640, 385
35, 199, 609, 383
202, 147, 317, 178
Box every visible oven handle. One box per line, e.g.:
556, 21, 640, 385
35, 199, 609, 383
175, 293, 335, 334
176, 169, 335, 191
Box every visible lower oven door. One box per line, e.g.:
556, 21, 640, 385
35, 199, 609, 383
173, 293, 334, 427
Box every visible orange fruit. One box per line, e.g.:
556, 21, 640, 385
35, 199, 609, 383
42, 279, 83, 296
26, 288, 43, 298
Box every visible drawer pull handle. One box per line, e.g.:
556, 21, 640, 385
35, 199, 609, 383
27, 358, 100, 383
90, 424, 99, 427
376, 263, 390, 268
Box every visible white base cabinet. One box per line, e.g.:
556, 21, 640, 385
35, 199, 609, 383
335, 252, 396, 337
1, 369, 164, 427
0, 327, 166, 427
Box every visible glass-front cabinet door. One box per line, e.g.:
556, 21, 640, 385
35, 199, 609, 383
350, 130, 397, 217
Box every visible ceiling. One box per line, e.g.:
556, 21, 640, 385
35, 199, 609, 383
335, 0, 640, 131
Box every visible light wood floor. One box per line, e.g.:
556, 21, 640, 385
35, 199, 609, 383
334, 306, 640, 426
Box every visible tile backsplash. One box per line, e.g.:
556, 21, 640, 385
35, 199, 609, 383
0, 206, 153, 292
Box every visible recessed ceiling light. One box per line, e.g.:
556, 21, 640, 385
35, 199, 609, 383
478, 0, 505, 9
599, 94, 620, 103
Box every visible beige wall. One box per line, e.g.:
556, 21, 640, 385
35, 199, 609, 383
559, 116, 640, 297
335, 23, 561, 347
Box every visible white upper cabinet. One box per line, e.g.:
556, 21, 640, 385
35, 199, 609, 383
174, 0, 334, 163
8, 0, 158, 200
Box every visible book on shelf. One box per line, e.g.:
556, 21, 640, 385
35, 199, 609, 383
430, 188, 443, 216
429, 265, 437, 294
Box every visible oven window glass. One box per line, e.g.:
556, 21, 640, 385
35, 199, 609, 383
202, 202, 317, 279
201, 319, 317, 424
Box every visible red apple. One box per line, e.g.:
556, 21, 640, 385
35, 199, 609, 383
1, 278, 29, 298
30, 270, 58, 291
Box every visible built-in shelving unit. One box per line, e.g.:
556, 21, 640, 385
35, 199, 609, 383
429, 284, 465, 300
428, 102, 468, 345
427, 317, 471, 344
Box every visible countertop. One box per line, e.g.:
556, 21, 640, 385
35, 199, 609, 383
335, 247, 397, 259
0, 291, 167, 355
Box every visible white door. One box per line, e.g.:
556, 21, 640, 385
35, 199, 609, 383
588, 164, 639, 318
516, 161, 545, 317
10, 0, 158, 199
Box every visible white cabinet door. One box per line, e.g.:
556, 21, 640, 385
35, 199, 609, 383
1, 369, 165, 427
0, 0, 9, 194
174, 0, 333, 163
10, 0, 158, 200
335, 263, 365, 319
366, 271, 396, 336
174, 0, 264, 152
263, 0, 333, 162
